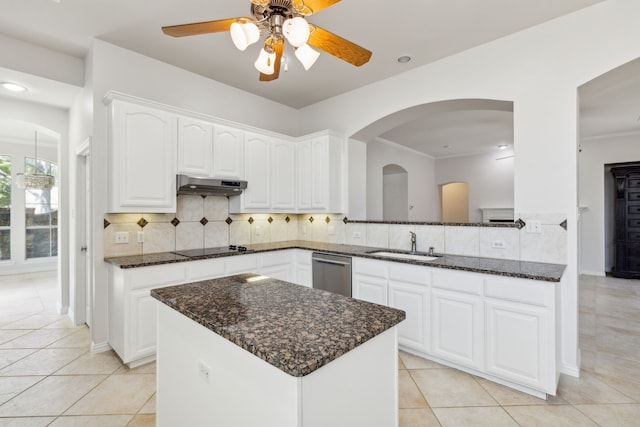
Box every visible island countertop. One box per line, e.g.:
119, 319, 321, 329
151, 273, 406, 377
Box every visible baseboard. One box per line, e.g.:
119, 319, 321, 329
560, 362, 580, 378
57, 303, 69, 315
91, 341, 112, 354
580, 270, 606, 277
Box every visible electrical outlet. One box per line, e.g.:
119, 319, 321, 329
115, 232, 129, 244
353, 232, 361, 239
255, 225, 261, 236
137, 231, 144, 243
328, 225, 336, 236
198, 360, 210, 383
491, 240, 506, 249
526, 220, 542, 234
302, 226, 307, 235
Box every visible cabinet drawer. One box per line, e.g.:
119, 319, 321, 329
432, 270, 483, 295
128, 264, 188, 290
627, 191, 640, 202
188, 258, 226, 282
353, 257, 388, 277
627, 204, 640, 214
226, 254, 258, 274
260, 250, 292, 268
485, 277, 553, 307
389, 263, 430, 286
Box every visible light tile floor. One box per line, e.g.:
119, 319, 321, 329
1, 271, 639, 426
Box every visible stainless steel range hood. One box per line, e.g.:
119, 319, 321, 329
176, 175, 247, 197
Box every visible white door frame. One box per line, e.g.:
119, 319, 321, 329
74, 137, 92, 326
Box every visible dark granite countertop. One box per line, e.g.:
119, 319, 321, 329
151, 273, 406, 377
105, 240, 566, 282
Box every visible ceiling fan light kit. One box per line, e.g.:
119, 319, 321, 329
162, 0, 372, 81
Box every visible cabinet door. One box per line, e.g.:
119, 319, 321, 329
310, 138, 328, 209
389, 282, 429, 353
353, 274, 388, 305
212, 124, 244, 179
243, 132, 271, 209
431, 289, 483, 370
296, 140, 313, 210
485, 299, 552, 392
177, 116, 213, 177
296, 250, 312, 287
271, 139, 295, 211
129, 289, 158, 362
110, 100, 176, 212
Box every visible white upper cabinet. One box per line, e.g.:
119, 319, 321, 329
296, 132, 343, 213
108, 99, 177, 213
213, 124, 244, 179
229, 134, 297, 213
177, 116, 213, 177
230, 131, 271, 212
271, 138, 295, 211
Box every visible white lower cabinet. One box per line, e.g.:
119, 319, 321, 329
351, 256, 559, 396
431, 288, 484, 370
294, 250, 312, 288
258, 250, 294, 282
129, 290, 159, 362
352, 258, 389, 306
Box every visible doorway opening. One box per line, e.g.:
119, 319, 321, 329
383, 164, 408, 221
441, 182, 469, 223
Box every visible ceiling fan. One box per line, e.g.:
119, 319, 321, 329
162, 0, 372, 82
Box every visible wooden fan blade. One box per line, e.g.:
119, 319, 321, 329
162, 18, 244, 37
308, 25, 372, 66
300, 0, 341, 14
260, 42, 284, 82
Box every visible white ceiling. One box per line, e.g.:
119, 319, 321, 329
2, 0, 637, 158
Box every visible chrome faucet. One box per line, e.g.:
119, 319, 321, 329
410, 231, 417, 254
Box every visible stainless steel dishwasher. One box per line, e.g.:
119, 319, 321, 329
311, 252, 352, 297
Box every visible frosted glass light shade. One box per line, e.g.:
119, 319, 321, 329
295, 44, 320, 70
230, 21, 260, 51
283, 17, 310, 47
254, 48, 276, 75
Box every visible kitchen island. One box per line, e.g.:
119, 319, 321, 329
151, 273, 406, 427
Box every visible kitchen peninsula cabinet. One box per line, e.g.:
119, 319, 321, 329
352, 256, 558, 397
106, 98, 177, 213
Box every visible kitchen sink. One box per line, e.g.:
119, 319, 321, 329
367, 251, 440, 262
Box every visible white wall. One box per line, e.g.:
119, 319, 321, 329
347, 139, 367, 220
86, 40, 301, 350
367, 139, 435, 221
578, 134, 640, 276
299, 0, 640, 376
436, 152, 514, 223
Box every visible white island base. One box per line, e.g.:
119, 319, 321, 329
156, 303, 400, 427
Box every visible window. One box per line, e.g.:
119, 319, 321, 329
0, 155, 10, 260
24, 157, 58, 259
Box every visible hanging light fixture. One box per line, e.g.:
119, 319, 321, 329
15, 131, 55, 190
228, 1, 321, 74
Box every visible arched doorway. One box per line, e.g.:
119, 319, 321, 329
383, 164, 408, 221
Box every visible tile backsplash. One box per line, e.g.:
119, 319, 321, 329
104, 199, 567, 265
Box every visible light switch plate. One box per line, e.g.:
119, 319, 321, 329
526, 220, 542, 234
115, 232, 129, 244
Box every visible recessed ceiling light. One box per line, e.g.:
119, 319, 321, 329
397, 55, 412, 64
498, 144, 508, 150
1, 82, 28, 93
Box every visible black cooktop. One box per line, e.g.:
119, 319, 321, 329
171, 245, 252, 258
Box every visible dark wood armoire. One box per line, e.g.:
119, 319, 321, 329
611, 164, 640, 279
